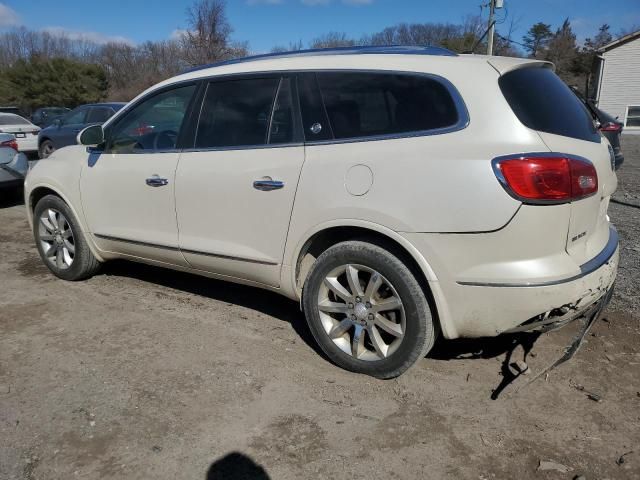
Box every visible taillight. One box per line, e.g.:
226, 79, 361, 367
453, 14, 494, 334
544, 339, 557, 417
493, 154, 598, 204
0, 139, 18, 151
599, 122, 622, 133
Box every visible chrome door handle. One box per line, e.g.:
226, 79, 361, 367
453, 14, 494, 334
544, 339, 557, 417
253, 179, 284, 191
146, 175, 169, 187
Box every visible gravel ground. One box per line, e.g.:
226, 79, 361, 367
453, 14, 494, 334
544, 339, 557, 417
1, 138, 639, 480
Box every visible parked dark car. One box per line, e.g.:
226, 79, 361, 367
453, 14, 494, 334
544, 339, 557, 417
571, 87, 624, 170
31, 107, 71, 127
38, 102, 126, 158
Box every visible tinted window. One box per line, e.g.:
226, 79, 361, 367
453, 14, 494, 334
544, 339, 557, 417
0, 114, 30, 125
298, 73, 332, 141
268, 78, 296, 145
196, 77, 280, 148
499, 67, 599, 143
108, 84, 196, 153
62, 107, 88, 125
86, 107, 114, 123
315, 72, 459, 140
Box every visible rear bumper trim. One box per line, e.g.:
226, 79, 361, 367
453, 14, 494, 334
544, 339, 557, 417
457, 225, 618, 288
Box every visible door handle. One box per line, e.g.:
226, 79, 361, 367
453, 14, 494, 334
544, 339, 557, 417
253, 178, 284, 191
146, 175, 169, 187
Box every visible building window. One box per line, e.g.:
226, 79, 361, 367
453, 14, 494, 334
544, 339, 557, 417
626, 106, 640, 128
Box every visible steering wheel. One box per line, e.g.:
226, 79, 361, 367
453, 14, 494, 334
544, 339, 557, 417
153, 130, 178, 150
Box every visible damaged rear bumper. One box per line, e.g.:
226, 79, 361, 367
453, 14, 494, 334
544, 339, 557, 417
424, 225, 619, 338
504, 281, 614, 334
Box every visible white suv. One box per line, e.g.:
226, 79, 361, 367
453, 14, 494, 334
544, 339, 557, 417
25, 46, 619, 378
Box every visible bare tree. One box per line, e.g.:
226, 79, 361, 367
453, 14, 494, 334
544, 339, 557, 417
180, 0, 245, 66
309, 32, 355, 49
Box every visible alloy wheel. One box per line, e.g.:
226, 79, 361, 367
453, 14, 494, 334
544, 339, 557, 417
317, 264, 406, 361
38, 208, 75, 269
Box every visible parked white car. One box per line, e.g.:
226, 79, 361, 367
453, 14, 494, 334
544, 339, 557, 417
0, 113, 40, 153
24, 47, 619, 377
0, 133, 29, 190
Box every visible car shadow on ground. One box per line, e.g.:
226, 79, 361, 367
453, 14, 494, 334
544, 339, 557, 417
430, 332, 542, 399
0, 187, 24, 209
101, 259, 542, 397
100, 260, 323, 357
206, 452, 270, 480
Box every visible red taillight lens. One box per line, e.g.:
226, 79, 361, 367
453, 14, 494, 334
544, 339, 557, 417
494, 155, 598, 203
0, 139, 18, 151
599, 122, 622, 133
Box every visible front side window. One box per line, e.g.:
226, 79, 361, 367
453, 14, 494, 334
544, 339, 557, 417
626, 106, 640, 128
313, 72, 460, 141
108, 84, 196, 153
195, 77, 286, 149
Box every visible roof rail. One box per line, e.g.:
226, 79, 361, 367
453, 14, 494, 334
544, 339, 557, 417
183, 45, 457, 74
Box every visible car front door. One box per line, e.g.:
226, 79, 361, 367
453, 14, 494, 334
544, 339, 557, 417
175, 74, 305, 287
80, 83, 198, 266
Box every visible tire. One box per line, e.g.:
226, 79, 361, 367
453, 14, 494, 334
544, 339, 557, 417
33, 194, 101, 281
302, 241, 436, 378
38, 140, 55, 159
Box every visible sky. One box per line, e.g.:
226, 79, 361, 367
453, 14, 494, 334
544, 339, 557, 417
1, 0, 639, 53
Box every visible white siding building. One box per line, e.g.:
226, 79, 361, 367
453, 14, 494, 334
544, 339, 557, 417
594, 30, 640, 134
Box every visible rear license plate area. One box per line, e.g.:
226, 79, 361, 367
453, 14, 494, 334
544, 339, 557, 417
15, 133, 25, 138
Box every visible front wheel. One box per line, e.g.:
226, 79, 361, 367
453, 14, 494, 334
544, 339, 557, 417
38, 140, 55, 159
302, 241, 436, 378
33, 195, 101, 281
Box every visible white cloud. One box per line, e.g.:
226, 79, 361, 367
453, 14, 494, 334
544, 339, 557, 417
170, 28, 189, 40
42, 26, 134, 45
0, 2, 21, 27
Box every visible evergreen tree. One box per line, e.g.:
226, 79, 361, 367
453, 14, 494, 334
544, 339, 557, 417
522, 22, 553, 58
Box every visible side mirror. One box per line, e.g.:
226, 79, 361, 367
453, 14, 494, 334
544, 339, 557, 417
78, 124, 104, 146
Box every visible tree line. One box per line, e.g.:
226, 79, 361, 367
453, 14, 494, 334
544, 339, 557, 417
0, 0, 636, 114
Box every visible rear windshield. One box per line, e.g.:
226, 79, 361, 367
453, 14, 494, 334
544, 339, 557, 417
499, 66, 599, 143
0, 114, 30, 125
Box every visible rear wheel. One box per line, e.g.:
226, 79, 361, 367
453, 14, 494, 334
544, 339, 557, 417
38, 140, 55, 159
33, 195, 101, 280
302, 241, 436, 378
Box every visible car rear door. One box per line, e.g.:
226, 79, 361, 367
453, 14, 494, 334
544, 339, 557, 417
175, 74, 305, 287
86, 106, 115, 127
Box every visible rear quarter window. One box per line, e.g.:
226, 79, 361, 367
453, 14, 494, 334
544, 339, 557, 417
499, 66, 600, 143
314, 72, 461, 141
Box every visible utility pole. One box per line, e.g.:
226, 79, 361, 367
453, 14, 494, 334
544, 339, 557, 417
487, 0, 496, 55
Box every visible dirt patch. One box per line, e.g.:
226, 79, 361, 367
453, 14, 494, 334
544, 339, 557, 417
0, 138, 639, 479
16, 255, 50, 278
250, 415, 328, 467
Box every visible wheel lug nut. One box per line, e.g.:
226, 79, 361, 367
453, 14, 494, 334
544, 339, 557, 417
351, 314, 357, 321
365, 302, 371, 308
355, 296, 361, 303
368, 313, 374, 321
348, 303, 354, 309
